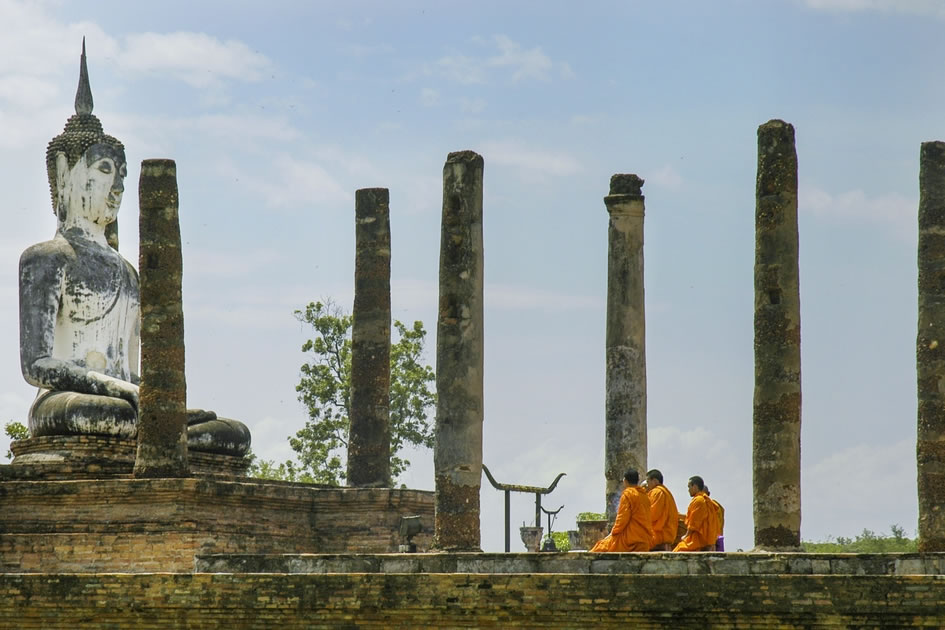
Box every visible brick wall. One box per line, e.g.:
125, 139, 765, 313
0, 477, 434, 572
1, 572, 944, 628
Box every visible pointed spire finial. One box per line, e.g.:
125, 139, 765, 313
74, 37, 93, 115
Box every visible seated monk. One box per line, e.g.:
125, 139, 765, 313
18, 43, 249, 458
644, 468, 680, 551
673, 475, 721, 552
591, 468, 652, 552
705, 485, 725, 551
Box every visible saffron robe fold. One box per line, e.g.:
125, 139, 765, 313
591, 485, 653, 552
647, 484, 680, 548
673, 491, 720, 552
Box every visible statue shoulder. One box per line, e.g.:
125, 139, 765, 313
19, 237, 75, 274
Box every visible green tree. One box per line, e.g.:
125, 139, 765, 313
802, 525, 918, 553
251, 300, 435, 486
4, 420, 29, 460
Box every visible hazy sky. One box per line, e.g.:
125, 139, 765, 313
1, 0, 941, 552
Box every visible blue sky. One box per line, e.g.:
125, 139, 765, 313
1, 0, 941, 552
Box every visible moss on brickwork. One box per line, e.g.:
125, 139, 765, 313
1, 573, 945, 628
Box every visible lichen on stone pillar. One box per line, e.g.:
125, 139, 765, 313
917, 140, 945, 552
348, 187, 392, 488
603, 173, 647, 522
752, 119, 801, 550
134, 159, 188, 478
433, 150, 484, 551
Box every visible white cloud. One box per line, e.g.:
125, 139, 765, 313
803, 439, 917, 539
390, 278, 436, 316
399, 174, 441, 216
437, 54, 487, 84
0, 5, 268, 92
0, 1, 117, 76
800, 185, 916, 237
189, 114, 298, 142
0, 107, 65, 150
217, 154, 349, 210
420, 87, 440, 107
435, 35, 563, 84
339, 43, 394, 57
803, 0, 945, 18
119, 32, 272, 88
0, 75, 59, 109
570, 113, 600, 126
460, 97, 487, 114
650, 425, 732, 458
478, 140, 582, 176
188, 294, 311, 330
648, 164, 683, 190
488, 35, 553, 82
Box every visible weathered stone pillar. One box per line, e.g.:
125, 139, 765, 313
433, 150, 484, 551
917, 141, 945, 552
134, 159, 188, 478
603, 174, 647, 522
348, 187, 392, 488
753, 119, 801, 549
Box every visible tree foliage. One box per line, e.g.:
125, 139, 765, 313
4, 420, 28, 460
550, 530, 571, 552
802, 525, 917, 553
250, 300, 435, 486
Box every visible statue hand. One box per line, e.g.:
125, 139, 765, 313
88, 371, 139, 410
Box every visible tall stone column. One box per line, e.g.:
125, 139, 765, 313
433, 150, 484, 551
348, 187, 392, 488
753, 119, 801, 549
603, 174, 647, 522
917, 141, 945, 552
134, 159, 188, 478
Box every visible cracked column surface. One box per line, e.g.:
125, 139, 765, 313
134, 159, 188, 478
348, 187, 392, 488
603, 174, 648, 522
917, 141, 945, 552
753, 120, 801, 549
433, 150, 484, 551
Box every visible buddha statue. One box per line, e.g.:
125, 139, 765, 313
18, 42, 250, 458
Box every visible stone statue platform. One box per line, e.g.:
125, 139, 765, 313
8, 435, 249, 478
0, 473, 434, 573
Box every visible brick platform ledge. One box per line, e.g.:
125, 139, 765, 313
196, 550, 945, 575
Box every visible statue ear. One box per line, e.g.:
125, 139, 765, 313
54, 152, 69, 211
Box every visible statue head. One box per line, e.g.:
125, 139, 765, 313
45, 40, 125, 239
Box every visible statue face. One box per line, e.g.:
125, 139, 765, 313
59, 143, 127, 226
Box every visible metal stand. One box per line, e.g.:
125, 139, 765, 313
482, 464, 566, 552
540, 504, 564, 551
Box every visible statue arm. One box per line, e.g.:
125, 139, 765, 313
18, 247, 139, 409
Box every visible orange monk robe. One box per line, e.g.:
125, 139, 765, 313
590, 485, 653, 552
710, 498, 725, 534
647, 484, 679, 548
673, 491, 721, 552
